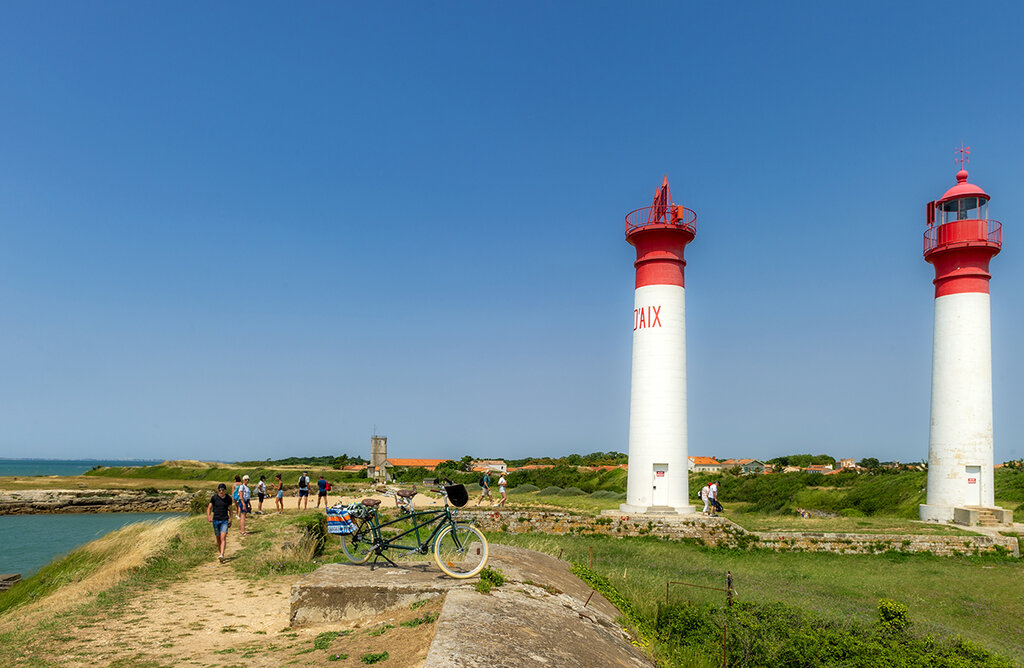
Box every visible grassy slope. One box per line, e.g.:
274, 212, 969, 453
0, 510, 350, 667
486, 532, 1024, 664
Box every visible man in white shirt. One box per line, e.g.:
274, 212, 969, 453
708, 481, 719, 517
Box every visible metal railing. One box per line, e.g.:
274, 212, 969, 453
625, 204, 697, 236
923, 219, 1001, 254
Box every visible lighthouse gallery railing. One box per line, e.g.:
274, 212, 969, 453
923, 219, 1001, 254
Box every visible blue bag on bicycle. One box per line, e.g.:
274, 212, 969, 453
326, 508, 356, 534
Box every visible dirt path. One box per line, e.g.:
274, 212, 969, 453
54, 533, 444, 667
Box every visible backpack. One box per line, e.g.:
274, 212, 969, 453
479, 477, 486, 488
232, 485, 239, 501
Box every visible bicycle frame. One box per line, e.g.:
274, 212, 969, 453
360, 504, 459, 569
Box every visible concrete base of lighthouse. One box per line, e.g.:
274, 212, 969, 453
920, 503, 1013, 526
618, 503, 696, 516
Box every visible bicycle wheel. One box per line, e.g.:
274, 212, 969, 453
433, 524, 488, 578
340, 521, 375, 564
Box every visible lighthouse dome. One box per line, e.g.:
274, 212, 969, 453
938, 168, 989, 203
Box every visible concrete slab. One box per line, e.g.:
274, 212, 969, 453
289, 562, 469, 626
423, 587, 652, 667
422, 544, 653, 667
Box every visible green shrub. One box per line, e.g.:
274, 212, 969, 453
537, 486, 563, 496
189, 491, 209, 516
509, 484, 539, 494
839, 508, 866, 517
877, 599, 909, 632
557, 487, 586, 496
300, 513, 328, 557
361, 651, 389, 664
475, 567, 505, 594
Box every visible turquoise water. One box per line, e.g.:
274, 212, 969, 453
0, 512, 184, 578
0, 459, 162, 477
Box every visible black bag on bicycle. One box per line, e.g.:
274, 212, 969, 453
445, 484, 469, 507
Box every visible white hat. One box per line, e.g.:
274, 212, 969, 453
242, 474, 249, 480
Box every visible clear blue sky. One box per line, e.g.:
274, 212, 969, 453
2, 2, 1022, 464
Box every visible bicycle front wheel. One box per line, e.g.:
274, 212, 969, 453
340, 521, 375, 564
433, 524, 488, 578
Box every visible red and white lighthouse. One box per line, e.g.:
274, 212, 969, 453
620, 177, 697, 514
920, 148, 1009, 523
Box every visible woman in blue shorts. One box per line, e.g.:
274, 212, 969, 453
275, 474, 284, 513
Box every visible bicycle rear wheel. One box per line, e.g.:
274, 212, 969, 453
433, 524, 488, 578
340, 520, 375, 564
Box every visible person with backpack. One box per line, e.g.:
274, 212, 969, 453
231, 475, 242, 520
699, 483, 711, 516
708, 480, 722, 516
237, 475, 252, 536
297, 471, 310, 509
475, 471, 492, 506
315, 474, 329, 508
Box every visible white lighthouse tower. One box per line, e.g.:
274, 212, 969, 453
919, 148, 1010, 524
620, 177, 697, 514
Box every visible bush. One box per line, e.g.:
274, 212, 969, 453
839, 508, 866, 517
300, 513, 328, 557
877, 599, 909, 632
537, 486, 563, 496
189, 491, 209, 516
557, 487, 587, 496
590, 490, 622, 499
475, 567, 506, 594
509, 484, 539, 494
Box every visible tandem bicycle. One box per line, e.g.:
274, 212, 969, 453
328, 483, 488, 579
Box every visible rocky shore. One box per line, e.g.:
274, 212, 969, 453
0, 489, 192, 515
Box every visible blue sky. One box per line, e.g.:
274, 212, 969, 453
1, 2, 1022, 464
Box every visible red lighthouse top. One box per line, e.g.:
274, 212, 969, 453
625, 176, 697, 289
924, 148, 1002, 297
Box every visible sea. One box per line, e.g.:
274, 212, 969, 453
0, 458, 177, 579
0, 458, 162, 477
0, 513, 186, 579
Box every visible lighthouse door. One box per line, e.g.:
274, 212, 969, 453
652, 464, 669, 506
965, 466, 982, 506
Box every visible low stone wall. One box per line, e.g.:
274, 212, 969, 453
0, 489, 192, 515
460, 510, 1020, 558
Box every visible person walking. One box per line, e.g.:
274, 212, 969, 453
231, 475, 242, 520
315, 474, 328, 508
238, 475, 252, 536
475, 471, 492, 506
699, 483, 710, 516
708, 480, 720, 517
206, 483, 233, 562
497, 472, 507, 508
297, 471, 310, 509
274, 474, 284, 513
256, 475, 267, 514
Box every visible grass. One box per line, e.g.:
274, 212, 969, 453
0, 516, 211, 666
485, 531, 1024, 664
725, 507, 982, 535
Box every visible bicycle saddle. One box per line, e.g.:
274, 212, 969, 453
396, 489, 416, 498
361, 498, 382, 507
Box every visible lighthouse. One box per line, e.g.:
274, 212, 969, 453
620, 177, 697, 514
919, 148, 1010, 524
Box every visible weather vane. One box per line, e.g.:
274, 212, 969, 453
955, 142, 970, 169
